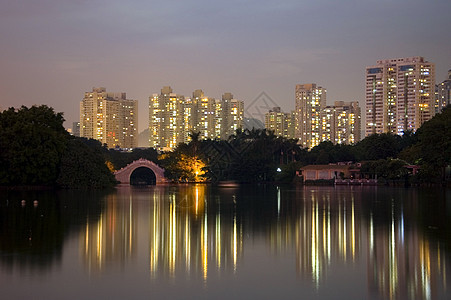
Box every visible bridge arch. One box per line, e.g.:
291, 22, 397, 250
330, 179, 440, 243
114, 159, 167, 184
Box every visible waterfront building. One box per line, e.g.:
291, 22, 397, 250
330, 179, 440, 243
243, 118, 265, 131
72, 122, 80, 137
182, 96, 196, 143
264, 107, 294, 139
220, 92, 244, 138
149, 87, 244, 149
192, 89, 216, 140
365, 56, 435, 136
435, 69, 451, 113
285, 111, 296, 139
333, 101, 361, 144
295, 83, 326, 148
80, 87, 137, 148
321, 105, 335, 143
149, 86, 185, 150
265, 107, 285, 137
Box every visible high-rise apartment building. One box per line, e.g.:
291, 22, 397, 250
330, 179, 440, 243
265, 107, 285, 137
149, 87, 244, 149
149, 86, 185, 150
72, 122, 80, 137
265, 107, 295, 139
220, 92, 244, 138
192, 89, 216, 140
365, 56, 435, 136
322, 101, 361, 145
435, 69, 451, 113
334, 101, 361, 144
295, 83, 326, 148
80, 87, 137, 148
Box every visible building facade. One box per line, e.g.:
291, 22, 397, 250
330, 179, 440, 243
80, 87, 137, 148
329, 101, 361, 145
295, 83, 327, 148
435, 69, 451, 113
365, 56, 435, 136
72, 122, 80, 137
220, 93, 244, 138
149, 86, 185, 150
192, 89, 216, 140
149, 87, 244, 150
264, 107, 295, 139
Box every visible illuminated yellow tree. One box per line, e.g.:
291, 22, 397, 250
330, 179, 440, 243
105, 160, 115, 173
176, 154, 206, 182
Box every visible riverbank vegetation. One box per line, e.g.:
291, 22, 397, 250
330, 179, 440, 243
0, 106, 115, 189
0, 105, 449, 188
159, 106, 450, 186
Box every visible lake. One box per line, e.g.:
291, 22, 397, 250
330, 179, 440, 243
0, 185, 450, 299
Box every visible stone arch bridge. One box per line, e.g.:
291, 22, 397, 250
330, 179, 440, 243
114, 159, 167, 184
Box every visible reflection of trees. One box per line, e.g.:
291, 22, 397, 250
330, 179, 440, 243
5, 185, 448, 299
0, 190, 104, 273
142, 185, 450, 299
236, 186, 450, 299
365, 188, 451, 300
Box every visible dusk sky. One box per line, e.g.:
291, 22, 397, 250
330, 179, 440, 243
1, 0, 450, 132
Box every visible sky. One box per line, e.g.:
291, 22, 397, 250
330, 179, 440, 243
0, 0, 450, 132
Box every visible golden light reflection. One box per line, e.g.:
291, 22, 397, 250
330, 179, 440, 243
294, 189, 361, 288
81, 194, 137, 274
77, 186, 449, 299
233, 214, 238, 272
147, 185, 243, 280
202, 201, 208, 281
216, 212, 221, 269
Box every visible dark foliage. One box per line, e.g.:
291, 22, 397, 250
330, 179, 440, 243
106, 147, 159, 170
0, 105, 68, 185
57, 137, 117, 189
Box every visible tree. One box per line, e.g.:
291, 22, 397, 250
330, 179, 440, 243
408, 106, 451, 183
353, 133, 403, 161
57, 138, 117, 189
0, 105, 68, 185
360, 158, 408, 182
106, 147, 159, 170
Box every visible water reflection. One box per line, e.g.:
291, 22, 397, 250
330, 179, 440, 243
291, 189, 362, 288
1, 186, 449, 299
0, 190, 104, 272
147, 185, 242, 280
81, 192, 137, 273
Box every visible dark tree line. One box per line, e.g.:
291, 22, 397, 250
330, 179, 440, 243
0, 106, 115, 188
158, 129, 304, 183
160, 106, 450, 185
1, 105, 449, 187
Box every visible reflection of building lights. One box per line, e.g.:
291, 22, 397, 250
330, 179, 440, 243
185, 216, 190, 272
233, 214, 237, 272
202, 204, 208, 281
351, 198, 355, 260
343, 200, 347, 260
327, 201, 331, 264
369, 214, 374, 256
216, 213, 221, 269
195, 186, 199, 215
169, 199, 177, 277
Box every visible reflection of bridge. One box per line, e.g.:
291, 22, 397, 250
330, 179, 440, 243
114, 159, 167, 184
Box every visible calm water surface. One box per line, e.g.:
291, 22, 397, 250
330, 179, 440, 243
0, 185, 450, 299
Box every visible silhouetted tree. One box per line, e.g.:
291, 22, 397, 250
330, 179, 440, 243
57, 137, 116, 188
0, 105, 68, 185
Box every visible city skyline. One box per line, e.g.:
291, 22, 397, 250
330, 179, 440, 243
0, 0, 450, 132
